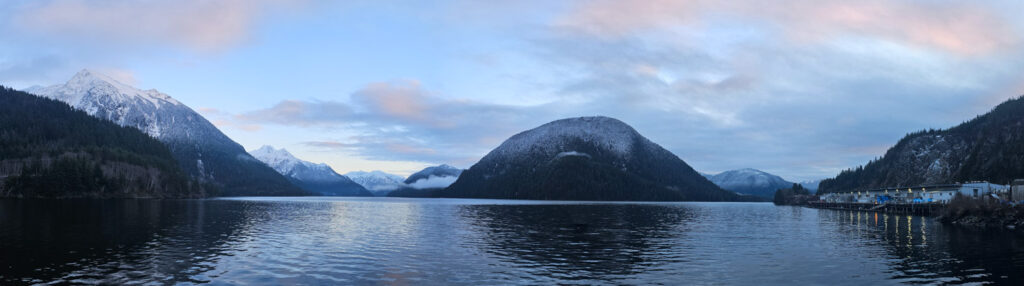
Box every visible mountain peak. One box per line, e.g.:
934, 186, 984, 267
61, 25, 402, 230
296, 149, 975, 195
68, 69, 135, 92
707, 168, 794, 198
31, 68, 181, 110
253, 145, 296, 159
493, 116, 644, 159
249, 145, 302, 171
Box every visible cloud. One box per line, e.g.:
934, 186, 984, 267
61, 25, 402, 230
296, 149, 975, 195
556, 0, 1022, 56
407, 175, 459, 189
519, 0, 1024, 181
235, 100, 354, 127
10, 0, 309, 52
236, 81, 558, 164
0, 56, 67, 85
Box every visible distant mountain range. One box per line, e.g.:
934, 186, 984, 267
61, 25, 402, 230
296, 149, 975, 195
26, 70, 305, 196
701, 169, 821, 197
250, 146, 371, 197
0, 86, 204, 198
346, 165, 464, 196
704, 169, 794, 198
819, 95, 1024, 193
443, 116, 745, 201
345, 171, 406, 196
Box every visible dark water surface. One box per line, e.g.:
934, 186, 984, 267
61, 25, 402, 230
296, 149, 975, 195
1, 198, 1023, 285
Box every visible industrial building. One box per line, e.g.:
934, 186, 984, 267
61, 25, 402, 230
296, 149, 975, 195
819, 181, 1009, 204
1013, 179, 1024, 202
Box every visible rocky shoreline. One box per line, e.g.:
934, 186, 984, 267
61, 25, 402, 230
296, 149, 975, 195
937, 198, 1024, 231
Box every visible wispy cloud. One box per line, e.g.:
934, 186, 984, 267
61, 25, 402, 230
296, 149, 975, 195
10, 0, 310, 52
556, 0, 1022, 56
232, 80, 558, 165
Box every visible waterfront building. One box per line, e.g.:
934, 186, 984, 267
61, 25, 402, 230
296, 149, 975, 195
819, 181, 1008, 204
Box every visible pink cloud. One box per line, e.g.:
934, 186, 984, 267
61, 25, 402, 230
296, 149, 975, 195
556, 0, 1020, 56
352, 81, 431, 121
13, 0, 309, 52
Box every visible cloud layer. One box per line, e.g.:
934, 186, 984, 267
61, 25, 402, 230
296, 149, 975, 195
11, 0, 306, 52
5, 0, 1024, 181
229, 80, 558, 165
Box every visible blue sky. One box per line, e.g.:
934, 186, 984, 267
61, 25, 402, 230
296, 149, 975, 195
2, 0, 1023, 181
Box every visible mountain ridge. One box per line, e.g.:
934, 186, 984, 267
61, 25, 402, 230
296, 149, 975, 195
26, 70, 305, 196
819, 95, 1024, 193
706, 168, 794, 198
0, 86, 205, 198
250, 146, 371, 196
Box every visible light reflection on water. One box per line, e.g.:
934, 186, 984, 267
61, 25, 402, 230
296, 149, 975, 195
0, 198, 1022, 285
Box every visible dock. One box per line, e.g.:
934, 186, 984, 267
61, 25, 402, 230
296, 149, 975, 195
806, 202, 943, 216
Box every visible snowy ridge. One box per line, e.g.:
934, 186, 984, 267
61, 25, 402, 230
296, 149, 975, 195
26, 70, 182, 137
25, 69, 192, 139
250, 145, 344, 182
250, 145, 369, 196
24, 69, 306, 196
706, 168, 794, 198
492, 117, 644, 160
250, 145, 304, 174
345, 171, 406, 191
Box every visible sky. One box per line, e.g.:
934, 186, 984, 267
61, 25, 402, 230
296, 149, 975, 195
2, 0, 1023, 181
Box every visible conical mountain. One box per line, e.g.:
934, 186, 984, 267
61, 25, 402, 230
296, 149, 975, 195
443, 116, 740, 201
26, 70, 305, 196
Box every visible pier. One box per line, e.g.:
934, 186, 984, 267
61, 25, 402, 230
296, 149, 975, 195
806, 202, 943, 216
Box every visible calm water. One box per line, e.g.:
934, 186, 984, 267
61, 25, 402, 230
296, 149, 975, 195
1, 198, 1023, 285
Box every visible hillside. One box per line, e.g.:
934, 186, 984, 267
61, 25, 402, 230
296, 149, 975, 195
0, 86, 205, 198
819, 95, 1024, 193
26, 70, 305, 196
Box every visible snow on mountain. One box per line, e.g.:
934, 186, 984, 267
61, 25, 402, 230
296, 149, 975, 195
444, 116, 741, 201
26, 69, 181, 138
250, 146, 371, 196
25, 69, 303, 196
249, 145, 342, 182
706, 168, 794, 198
404, 164, 463, 186
345, 171, 406, 193
491, 116, 645, 160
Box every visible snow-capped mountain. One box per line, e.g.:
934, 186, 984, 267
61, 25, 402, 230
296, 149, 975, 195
26, 69, 304, 196
250, 146, 371, 196
444, 116, 742, 201
26, 70, 182, 138
345, 171, 406, 195
403, 164, 463, 189
705, 168, 794, 198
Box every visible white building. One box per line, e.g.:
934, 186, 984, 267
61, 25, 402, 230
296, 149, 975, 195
819, 181, 1008, 204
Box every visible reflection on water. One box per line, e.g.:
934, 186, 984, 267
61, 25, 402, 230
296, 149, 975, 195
819, 210, 1024, 284
457, 204, 695, 282
1, 198, 1022, 285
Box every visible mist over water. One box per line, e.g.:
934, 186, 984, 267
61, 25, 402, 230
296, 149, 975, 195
1, 198, 1022, 285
